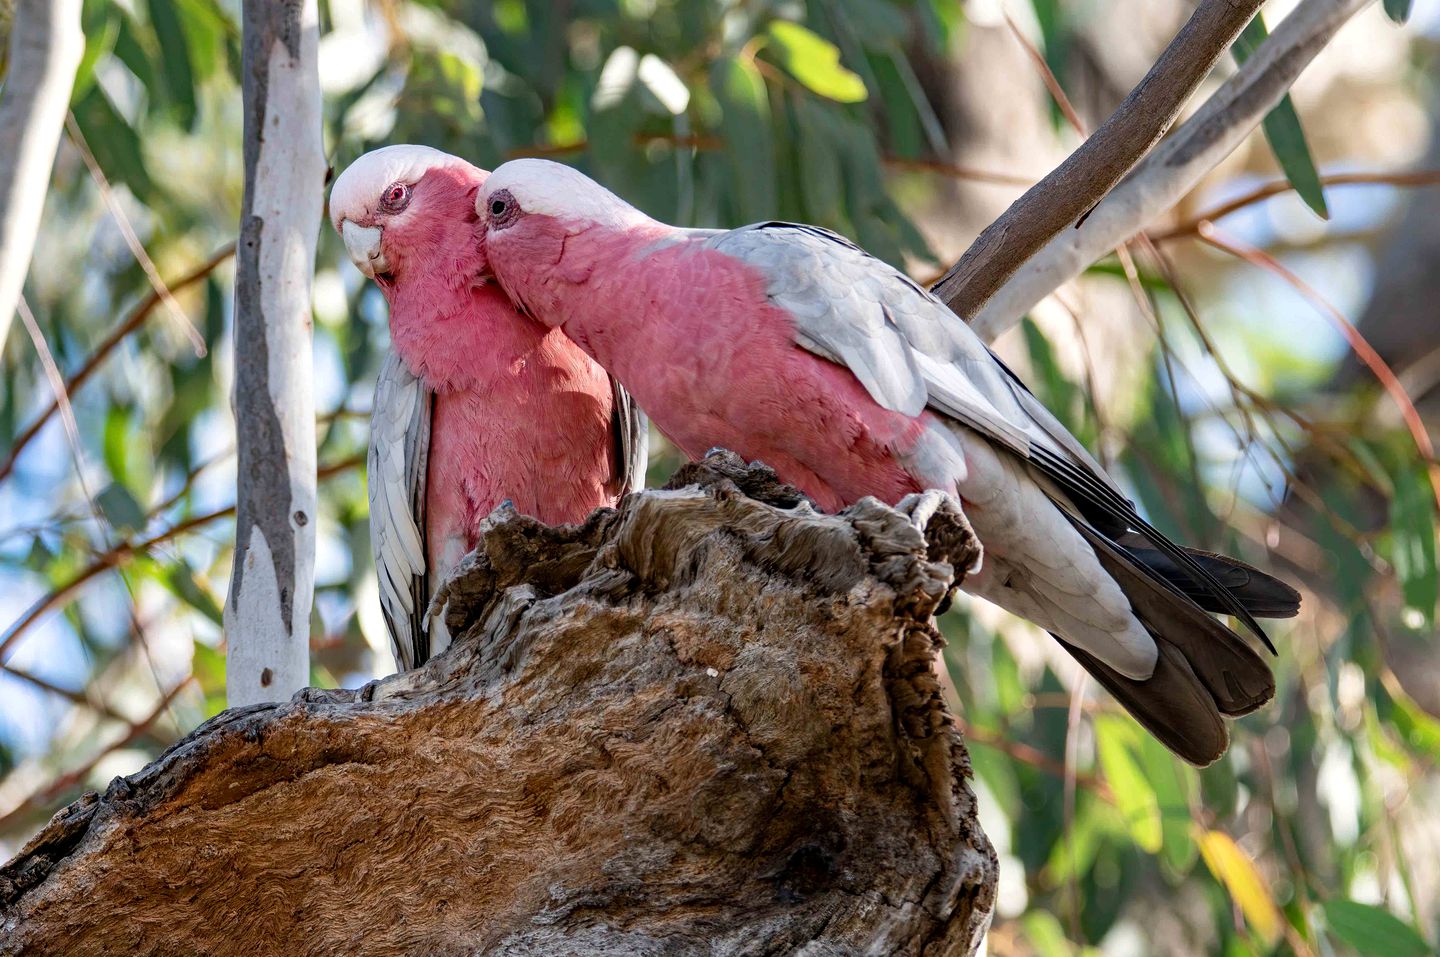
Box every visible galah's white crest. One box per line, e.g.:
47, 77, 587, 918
329, 147, 647, 671
473, 158, 1300, 765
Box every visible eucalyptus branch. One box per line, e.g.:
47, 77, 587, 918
965, 0, 1376, 342
930, 0, 1266, 319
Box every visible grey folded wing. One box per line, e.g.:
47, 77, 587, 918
368, 350, 434, 671
703, 222, 1269, 642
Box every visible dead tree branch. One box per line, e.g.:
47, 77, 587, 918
930, 0, 1264, 319
0, 0, 83, 352
965, 0, 1375, 342
1, 454, 995, 957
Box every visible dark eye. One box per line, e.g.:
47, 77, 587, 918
378, 182, 411, 213
487, 189, 519, 228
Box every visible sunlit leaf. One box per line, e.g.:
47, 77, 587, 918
1022, 910, 1078, 957
192, 640, 227, 718
1322, 900, 1431, 957
1095, 715, 1162, 853
1234, 16, 1328, 219
764, 22, 868, 103
1196, 828, 1282, 945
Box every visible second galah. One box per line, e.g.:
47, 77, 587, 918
330, 147, 646, 671
475, 158, 1300, 766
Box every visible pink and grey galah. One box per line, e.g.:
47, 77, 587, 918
474, 158, 1300, 766
329, 146, 646, 672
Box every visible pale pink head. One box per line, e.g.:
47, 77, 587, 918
475, 158, 653, 323
329, 144, 488, 295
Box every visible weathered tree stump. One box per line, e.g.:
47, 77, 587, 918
1, 453, 996, 956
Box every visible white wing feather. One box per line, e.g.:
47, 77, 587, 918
368, 351, 433, 672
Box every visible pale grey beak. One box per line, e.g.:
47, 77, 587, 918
341, 221, 388, 279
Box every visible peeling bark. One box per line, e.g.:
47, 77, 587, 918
1, 454, 996, 956
225, 0, 325, 705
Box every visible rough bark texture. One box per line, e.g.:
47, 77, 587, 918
225, 0, 325, 706
0, 0, 83, 352
1, 454, 996, 956
929, 0, 1263, 319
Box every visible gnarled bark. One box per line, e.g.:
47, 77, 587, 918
1, 454, 995, 957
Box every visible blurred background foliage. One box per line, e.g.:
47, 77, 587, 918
1, 0, 1439, 954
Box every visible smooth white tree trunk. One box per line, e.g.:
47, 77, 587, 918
969, 0, 1376, 343
0, 0, 83, 353
225, 0, 324, 707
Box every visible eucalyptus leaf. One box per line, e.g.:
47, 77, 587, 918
764, 21, 868, 104
1234, 16, 1329, 218
1382, 0, 1414, 24
1322, 900, 1432, 957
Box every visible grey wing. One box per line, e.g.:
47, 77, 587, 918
368, 351, 433, 672
707, 223, 1046, 459
610, 376, 650, 498
704, 222, 1271, 644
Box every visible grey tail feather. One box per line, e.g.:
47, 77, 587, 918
1055, 635, 1229, 767
1059, 519, 1278, 766
1117, 534, 1301, 620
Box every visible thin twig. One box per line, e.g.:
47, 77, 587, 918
1, 663, 139, 728
0, 676, 194, 833
15, 296, 105, 527
931, 0, 1266, 318
1153, 169, 1440, 240
955, 715, 1112, 800
1197, 222, 1440, 511
64, 114, 207, 356
966, 0, 1375, 342
0, 244, 235, 485
1003, 12, 1086, 136
0, 454, 363, 665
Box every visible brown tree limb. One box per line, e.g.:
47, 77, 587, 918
965, 0, 1376, 341
1, 454, 996, 956
930, 0, 1265, 318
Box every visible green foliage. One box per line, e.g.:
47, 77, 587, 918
1383, 0, 1415, 24
1233, 14, 1329, 219
2, 4, 1439, 956
763, 21, 868, 103
1323, 900, 1433, 957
